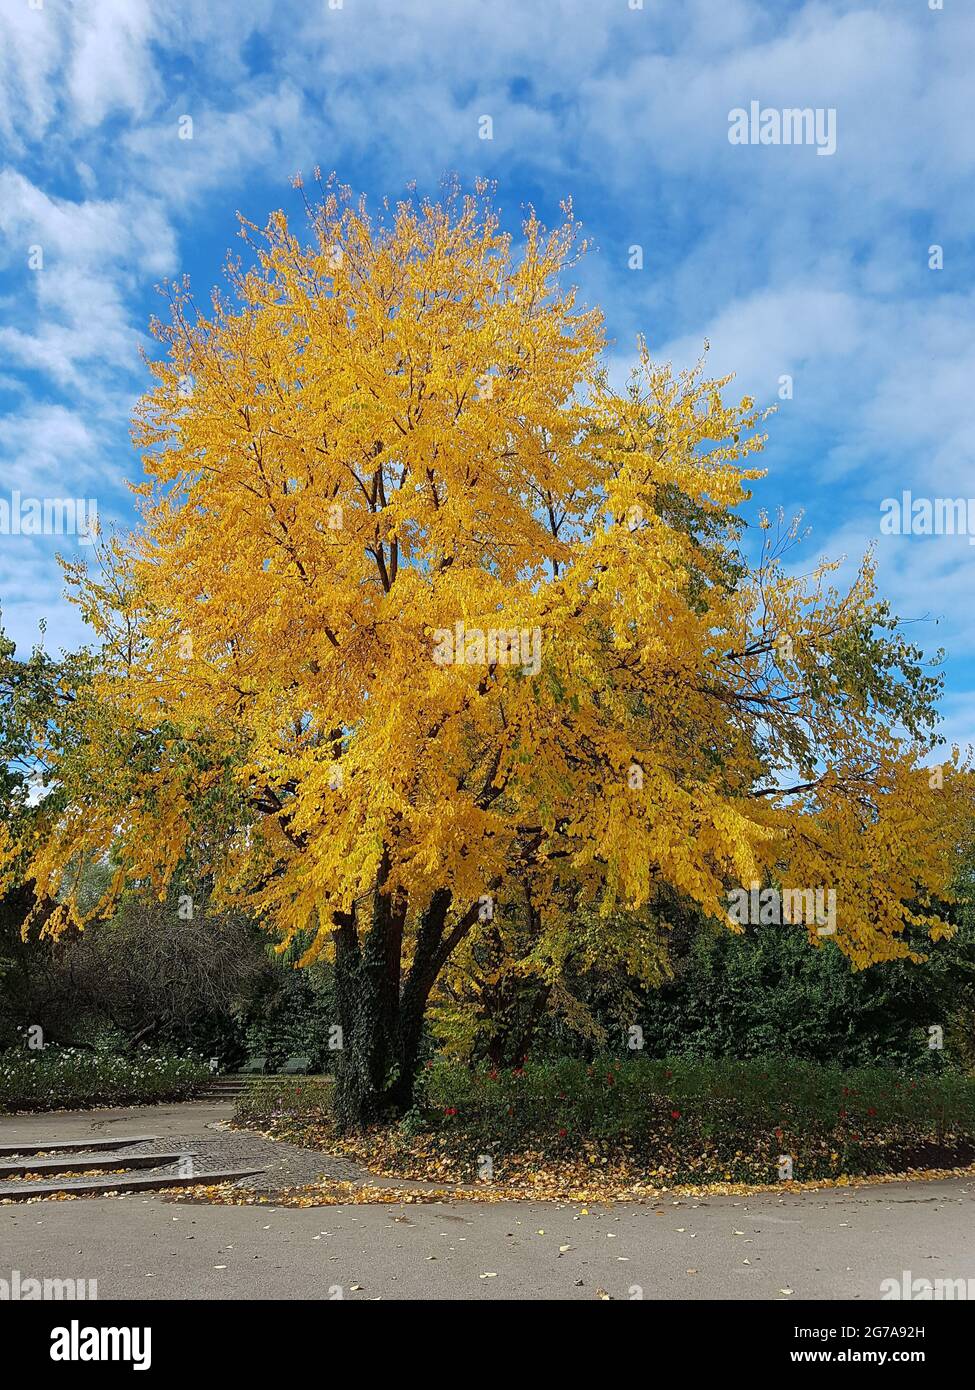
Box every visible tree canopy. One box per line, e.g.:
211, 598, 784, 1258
3, 179, 971, 1124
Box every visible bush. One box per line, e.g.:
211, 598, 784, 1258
239, 963, 337, 1073
410, 1055, 975, 1184
431, 902, 975, 1074
0, 1046, 210, 1112
626, 926, 964, 1069
0, 874, 340, 1072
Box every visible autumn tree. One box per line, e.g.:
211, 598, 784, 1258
7, 179, 972, 1130
0, 618, 91, 1044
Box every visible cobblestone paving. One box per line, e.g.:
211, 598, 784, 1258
0, 1103, 433, 1197
93, 1131, 368, 1192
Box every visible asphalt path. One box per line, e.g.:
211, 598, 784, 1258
3, 1173, 973, 1300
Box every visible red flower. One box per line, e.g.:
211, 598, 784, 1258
444, 1106, 457, 1116
558, 1128, 567, 1138
867, 1107, 877, 1117
671, 1110, 681, 1120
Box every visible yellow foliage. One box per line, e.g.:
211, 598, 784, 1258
11, 179, 974, 973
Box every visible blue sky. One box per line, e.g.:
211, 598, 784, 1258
0, 0, 972, 748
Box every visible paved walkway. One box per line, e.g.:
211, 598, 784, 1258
2, 1175, 973, 1300
4, 1104, 975, 1300
0, 1099, 238, 1144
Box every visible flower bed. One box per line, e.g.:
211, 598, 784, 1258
0, 1047, 210, 1112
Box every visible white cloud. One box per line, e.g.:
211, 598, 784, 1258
0, 402, 102, 492
0, 0, 65, 148
0, 0, 161, 148
657, 287, 862, 403
66, 0, 161, 129
0, 171, 176, 391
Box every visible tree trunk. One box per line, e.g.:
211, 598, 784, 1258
332, 922, 390, 1132
387, 887, 452, 1112
331, 886, 455, 1132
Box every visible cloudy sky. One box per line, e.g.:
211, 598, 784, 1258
0, 0, 972, 746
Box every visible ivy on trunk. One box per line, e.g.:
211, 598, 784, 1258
331, 883, 482, 1132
